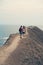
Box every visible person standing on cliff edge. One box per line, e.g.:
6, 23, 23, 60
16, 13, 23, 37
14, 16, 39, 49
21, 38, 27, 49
19, 26, 23, 38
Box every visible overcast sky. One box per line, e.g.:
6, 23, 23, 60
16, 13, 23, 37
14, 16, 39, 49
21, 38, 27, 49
0, 0, 43, 26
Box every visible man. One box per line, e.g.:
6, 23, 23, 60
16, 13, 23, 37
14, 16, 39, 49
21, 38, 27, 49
19, 26, 23, 38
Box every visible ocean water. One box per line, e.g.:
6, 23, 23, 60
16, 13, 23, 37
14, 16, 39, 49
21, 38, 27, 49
0, 25, 19, 46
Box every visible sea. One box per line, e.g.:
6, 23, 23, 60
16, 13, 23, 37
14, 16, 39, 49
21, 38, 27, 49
0, 25, 20, 46
0, 25, 43, 46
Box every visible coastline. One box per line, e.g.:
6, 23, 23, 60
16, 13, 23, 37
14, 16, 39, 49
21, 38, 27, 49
0, 33, 19, 50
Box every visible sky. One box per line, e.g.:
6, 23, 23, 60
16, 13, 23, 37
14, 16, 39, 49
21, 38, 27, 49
0, 0, 43, 26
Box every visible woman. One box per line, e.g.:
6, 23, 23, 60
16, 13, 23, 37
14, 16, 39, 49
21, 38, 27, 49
22, 26, 26, 37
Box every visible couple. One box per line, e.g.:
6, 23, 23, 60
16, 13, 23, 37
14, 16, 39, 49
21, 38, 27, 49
19, 25, 26, 38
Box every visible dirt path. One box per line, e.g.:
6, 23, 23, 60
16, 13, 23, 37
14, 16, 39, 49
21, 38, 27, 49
0, 35, 20, 65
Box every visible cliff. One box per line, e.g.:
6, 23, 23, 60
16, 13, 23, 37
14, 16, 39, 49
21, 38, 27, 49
0, 26, 43, 65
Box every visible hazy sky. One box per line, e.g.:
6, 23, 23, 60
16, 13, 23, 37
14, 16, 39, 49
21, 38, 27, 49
0, 0, 43, 25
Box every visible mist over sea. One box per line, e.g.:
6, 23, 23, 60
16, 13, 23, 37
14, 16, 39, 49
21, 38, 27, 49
0, 25, 43, 46
0, 25, 19, 46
